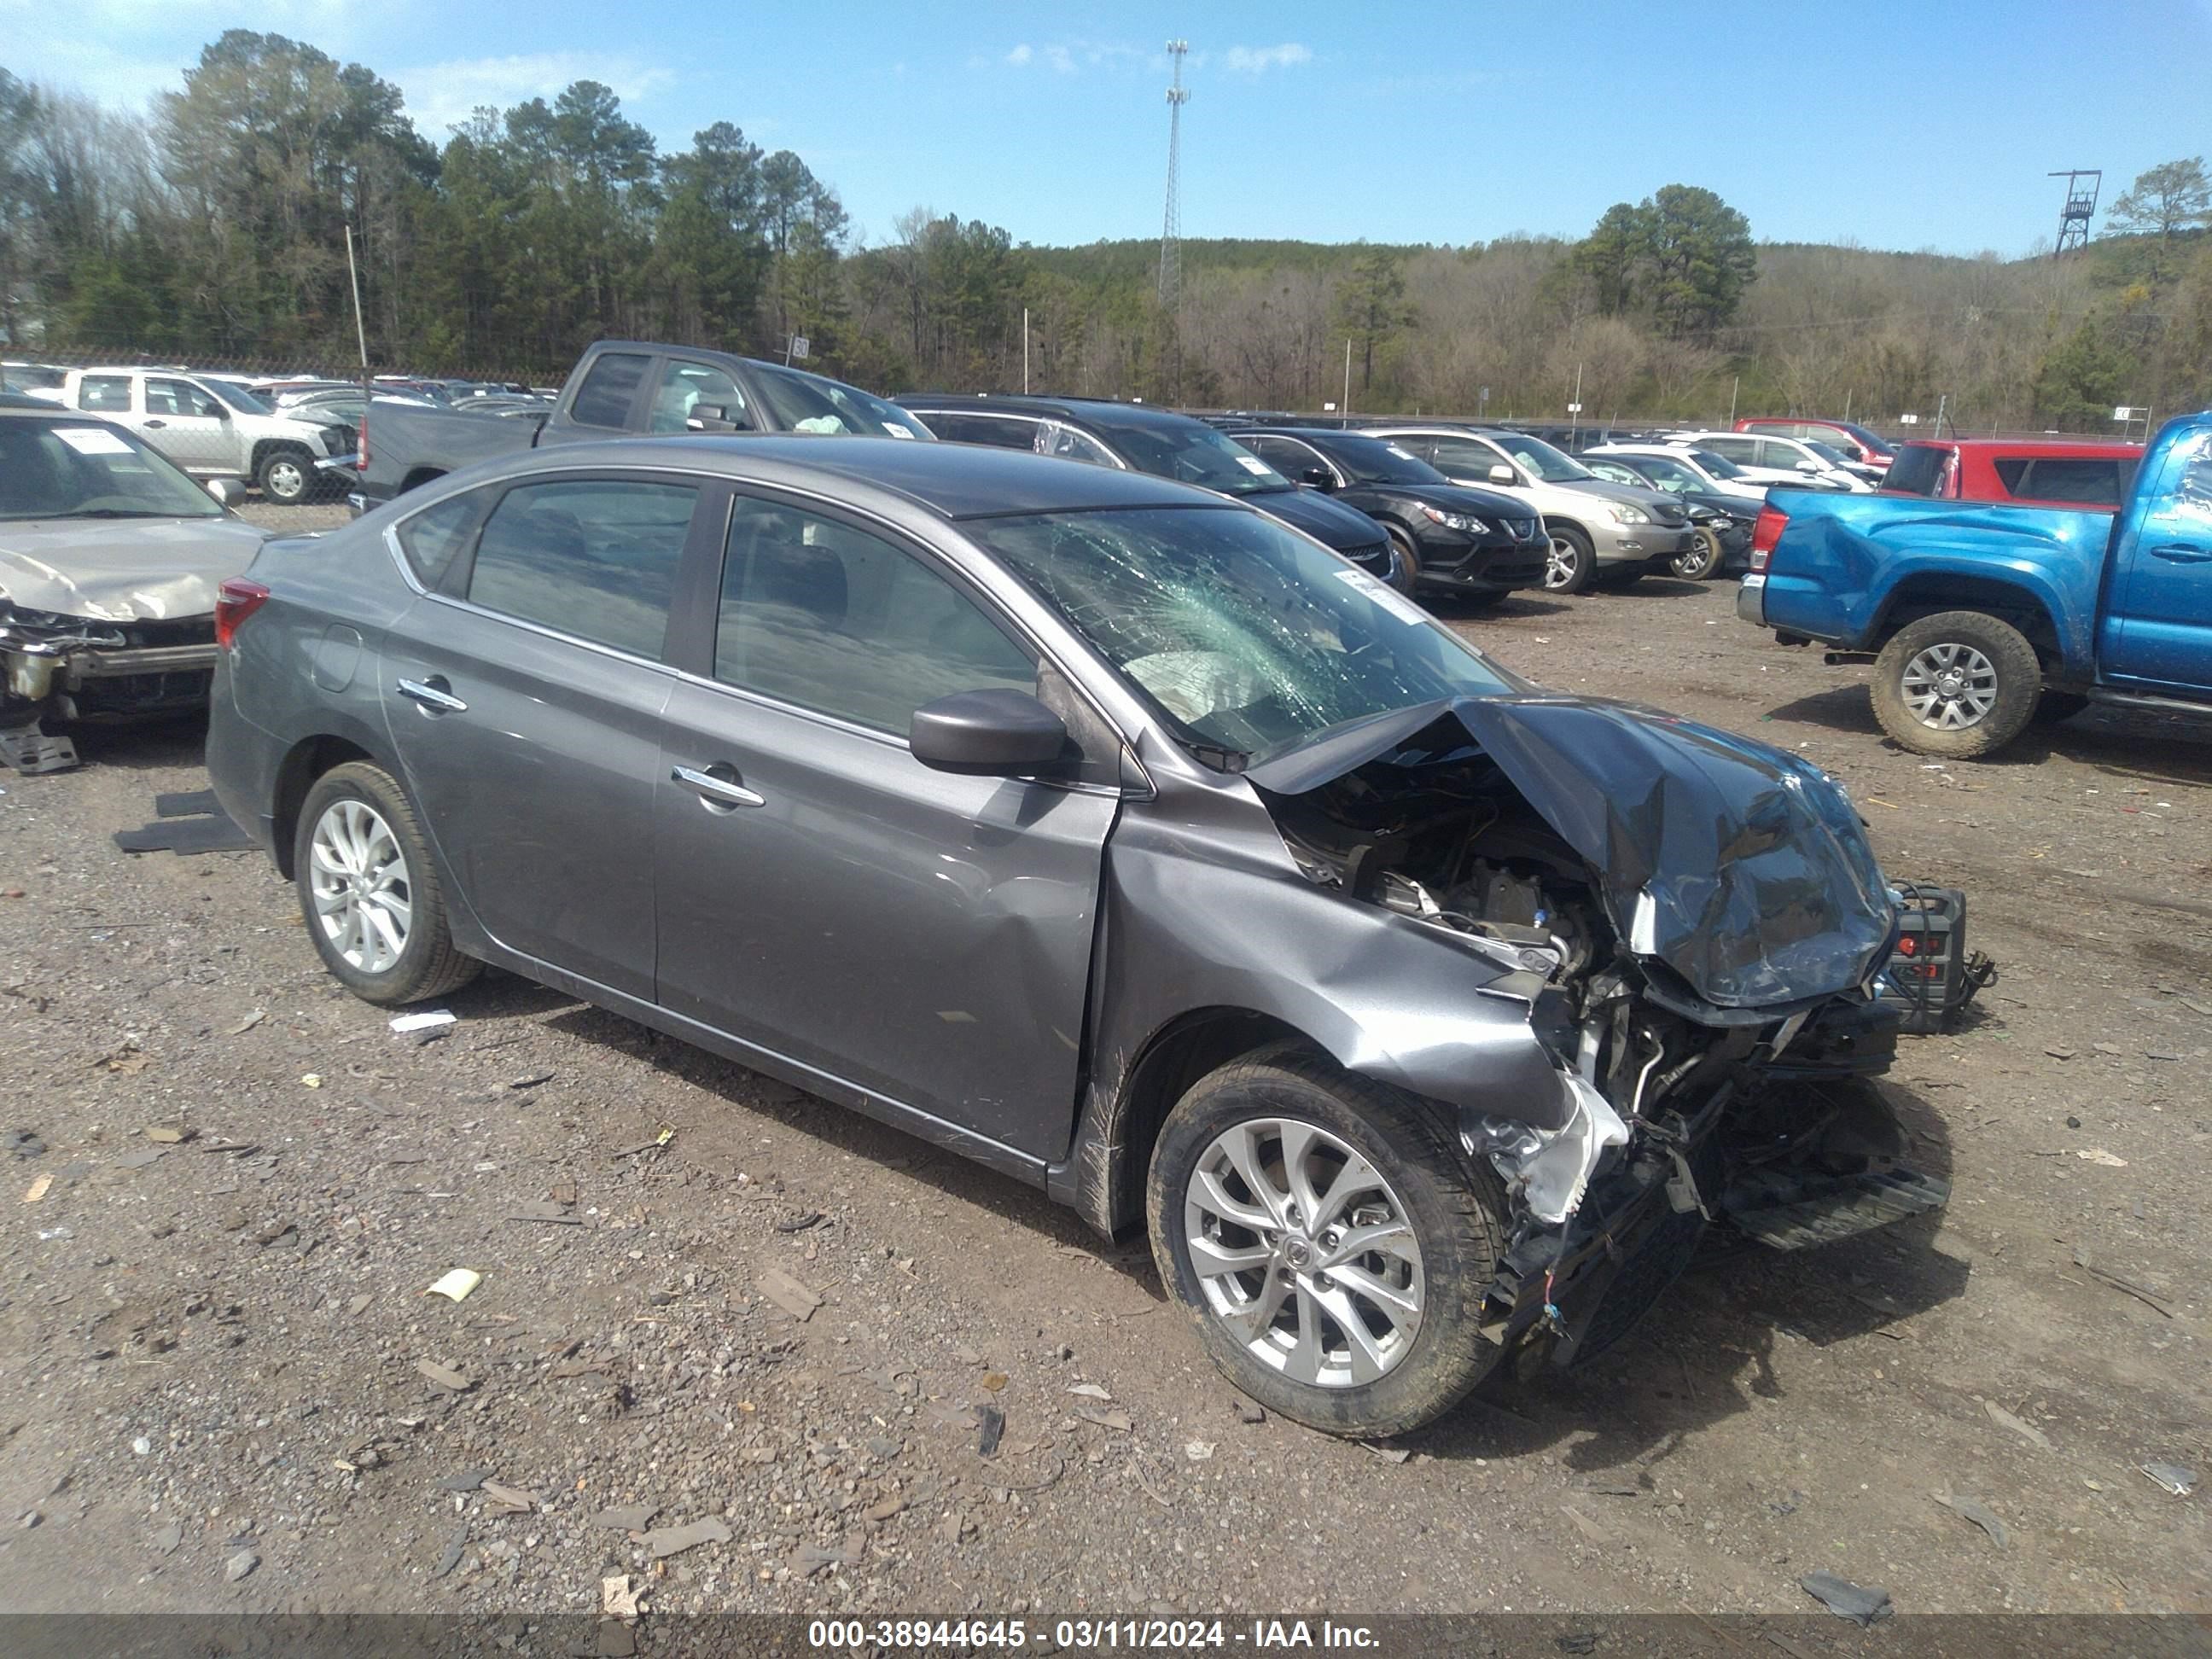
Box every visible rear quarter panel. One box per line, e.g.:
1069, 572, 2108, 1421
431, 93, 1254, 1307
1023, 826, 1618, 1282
1759, 490, 2108, 669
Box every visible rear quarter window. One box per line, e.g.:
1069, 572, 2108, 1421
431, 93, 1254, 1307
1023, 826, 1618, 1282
566, 353, 651, 429
394, 489, 494, 589
1882, 446, 1953, 498
2019, 457, 2127, 506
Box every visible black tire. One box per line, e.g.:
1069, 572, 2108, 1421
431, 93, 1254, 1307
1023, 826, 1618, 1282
1145, 1043, 1508, 1438
1671, 528, 1722, 580
2031, 690, 2090, 727
1541, 523, 1597, 595
1870, 610, 2043, 760
1383, 525, 1421, 595
258, 445, 316, 505
293, 761, 480, 1006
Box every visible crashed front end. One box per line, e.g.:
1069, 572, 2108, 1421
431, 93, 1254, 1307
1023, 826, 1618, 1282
1, 604, 218, 771
1249, 695, 1946, 1371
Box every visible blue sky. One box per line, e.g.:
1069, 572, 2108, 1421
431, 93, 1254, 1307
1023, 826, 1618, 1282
6, 0, 2209, 257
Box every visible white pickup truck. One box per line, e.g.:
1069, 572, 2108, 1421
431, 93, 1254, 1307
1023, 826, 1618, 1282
55, 367, 354, 504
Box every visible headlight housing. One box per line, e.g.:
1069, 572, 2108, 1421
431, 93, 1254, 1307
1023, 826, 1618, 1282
1417, 504, 1487, 533
1608, 504, 1650, 525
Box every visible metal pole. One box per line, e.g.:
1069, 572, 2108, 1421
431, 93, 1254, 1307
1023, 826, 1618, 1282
1842, 387, 1852, 424
1571, 362, 1582, 436
1023, 307, 1030, 395
1342, 339, 1352, 419
1728, 375, 1739, 425
1932, 393, 1947, 439
343, 224, 369, 373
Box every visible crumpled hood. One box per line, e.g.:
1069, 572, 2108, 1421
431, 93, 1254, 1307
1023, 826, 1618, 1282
0, 518, 271, 621
1249, 695, 1895, 1008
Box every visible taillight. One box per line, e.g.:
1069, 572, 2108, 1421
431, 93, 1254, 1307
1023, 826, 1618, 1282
215, 578, 271, 649
1749, 504, 1788, 572
354, 414, 370, 472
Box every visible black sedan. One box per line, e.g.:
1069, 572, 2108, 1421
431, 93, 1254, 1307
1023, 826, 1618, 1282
900, 394, 1407, 591
1580, 452, 1752, 578
1223, 427, 1549, 604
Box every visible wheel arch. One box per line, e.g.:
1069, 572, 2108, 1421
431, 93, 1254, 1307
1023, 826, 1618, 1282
270, 733, 381, 879
248, 436, 316, 477
399, 467, 448, 495
1868, 574, 2063, 665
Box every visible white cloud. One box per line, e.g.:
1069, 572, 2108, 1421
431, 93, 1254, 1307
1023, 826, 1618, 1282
1004, 44, 1033, 67
397, 51, 674, 137
1045, 45, 1075, 74
1221, 43, 1313, 75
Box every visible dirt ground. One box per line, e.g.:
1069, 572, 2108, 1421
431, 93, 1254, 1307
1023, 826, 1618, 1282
0, 500, 2205, 1625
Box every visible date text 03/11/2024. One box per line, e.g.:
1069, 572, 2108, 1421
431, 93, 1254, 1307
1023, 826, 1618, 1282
806, 1619, 1380, 1650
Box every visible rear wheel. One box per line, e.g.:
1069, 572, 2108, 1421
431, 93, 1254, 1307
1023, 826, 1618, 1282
294, 762, 480, 1005
1671, 529, 1722, 580
1541, 524, 1597, 595
1870, 610, 2042, 759
1146, 1044, 1507, 1437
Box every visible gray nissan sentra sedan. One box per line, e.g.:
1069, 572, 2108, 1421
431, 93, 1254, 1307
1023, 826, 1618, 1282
207, 436, 1941, 1436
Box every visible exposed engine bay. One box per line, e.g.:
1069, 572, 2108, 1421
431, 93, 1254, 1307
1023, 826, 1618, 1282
1256, 708, 1942, 1368
2, 604, 219, 773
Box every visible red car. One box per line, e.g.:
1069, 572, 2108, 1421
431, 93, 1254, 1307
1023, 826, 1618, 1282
1733, 416, 1895, 471
1878, 438, 2143, 509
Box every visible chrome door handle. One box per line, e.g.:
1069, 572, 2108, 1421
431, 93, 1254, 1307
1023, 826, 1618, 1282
672, 764, 765, 809
2149, 544, 2210, 562
395, 678, 468, 713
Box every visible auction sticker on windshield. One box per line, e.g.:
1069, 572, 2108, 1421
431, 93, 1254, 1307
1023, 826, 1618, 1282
55, 427, 132, 455
1335, 566, 1430, 627
1237, 455, 1272, 474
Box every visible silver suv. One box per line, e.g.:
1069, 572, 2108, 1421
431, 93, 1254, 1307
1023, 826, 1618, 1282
1363, 425, 1698, 594
60, 367, 354, 504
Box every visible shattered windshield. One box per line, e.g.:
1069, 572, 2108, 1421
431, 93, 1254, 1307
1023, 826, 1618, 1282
0, 420, 225, 521
975, 505, 1516, 765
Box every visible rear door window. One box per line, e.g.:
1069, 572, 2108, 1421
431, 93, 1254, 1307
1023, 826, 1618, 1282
923, 411, 1043, 450
1701, 434, 1758, 463
649, 359, 752, 434
78, 375, 133, 413
466, 477, 701, 659
714, 495, 1034, 733
566, 352, 652, 430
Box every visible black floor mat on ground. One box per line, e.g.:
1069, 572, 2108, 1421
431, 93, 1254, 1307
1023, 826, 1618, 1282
154, 789, 223, 818
114, 814, 256, 855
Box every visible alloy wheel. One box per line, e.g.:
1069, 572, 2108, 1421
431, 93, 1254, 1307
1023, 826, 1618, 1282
1543, 538, 1579, 591
1182, 1117, 1424, 1388
307, 798, 412, 975
1900, 642, 1999, 731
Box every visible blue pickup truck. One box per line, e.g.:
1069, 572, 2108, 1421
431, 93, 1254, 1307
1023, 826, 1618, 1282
1737, 410, 2212, 758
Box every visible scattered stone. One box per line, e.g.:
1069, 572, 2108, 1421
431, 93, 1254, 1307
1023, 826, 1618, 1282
437, 1468, 491, 1493
597, 1619, 637, 1658
226, 1010, 266, 1035
591, 1505, 657, 1533
1075, 1406, 1133, 1433
507, 1200, 583, 1226
480, 1481, 537, 1513
1185, 1440, 1216, 1462
20, 1511, 40, 1528
976, 1404, 1004, 1458
22, 1173, 50, 1203
954, 1346, 985, 1366
224, 1549, 259, 1583
253, 1220, 296, 1247
1068, 1383, 1112, 1401
508, 1072, 555, 1090
864, 1496, 905, 1522
1936, 1492, 2008, 1548
1983, 1400, 2052, 1451
1235, 1400, 1266, 1425
416, 1359, 474, 1394
344, 1294, 372, 1318
1362, 1442, 1412, 1464
154, 1522, 183, 1555
600, 1574, 644, 1620
758, 1268, 823, 1322
2075, 1148, 2128, 1167
431, 1528, 466, 1578
2044, 1045, 2075, 1060
1799, 1570, 1891, 1626
981, 1372, 1008, 1392
774, 1210, 824, 1233
4, 1130, 44, 1160
2065, 1115, 2082, 1130
637, 1516, 732, 1557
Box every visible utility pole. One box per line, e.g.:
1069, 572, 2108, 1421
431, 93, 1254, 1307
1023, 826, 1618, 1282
1728, 375, 1739, 425
1156, 42, 1190, 311
1342, 338, 1352, 420
1022, 306, 1030, 395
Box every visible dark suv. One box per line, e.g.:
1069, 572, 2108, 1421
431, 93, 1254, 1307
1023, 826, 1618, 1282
1222, 427, 1550, 603
903, 395, 1406, 590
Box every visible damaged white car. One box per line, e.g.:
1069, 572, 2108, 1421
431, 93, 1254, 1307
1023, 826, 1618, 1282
1, 402, 271, 771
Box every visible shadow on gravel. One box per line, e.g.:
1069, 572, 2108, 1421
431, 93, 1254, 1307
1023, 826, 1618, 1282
50, 712, 210, 775
1426, 593, 1572, 623
1412, 1077, 1964, 1469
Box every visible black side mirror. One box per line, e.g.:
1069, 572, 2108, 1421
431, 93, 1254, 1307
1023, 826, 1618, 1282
910, 689, 1068, 777
1300, 467, 1335, 490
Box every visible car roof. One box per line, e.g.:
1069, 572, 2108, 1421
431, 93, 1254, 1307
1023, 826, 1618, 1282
464, 434, 1228, 521
899, 393, 1208, 434
1897, 437, 2141, 457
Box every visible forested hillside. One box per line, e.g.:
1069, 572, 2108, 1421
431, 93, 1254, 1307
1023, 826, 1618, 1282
3, 32, 2208, 431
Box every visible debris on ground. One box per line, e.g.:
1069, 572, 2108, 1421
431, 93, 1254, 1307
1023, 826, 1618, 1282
507, 1200, 582, 1226
1069, 1383, 1112, 1401
431, 1528, 466, 1578
637, 1516, 732, 1557
1235, 1400, 1266, 1424
153, 1522, 183, 1555
1075, 1406, 1133, 1433
591, 1505, 656, 1532
600, 1574, 644, 1619
976, 1404, 1004, 1458
143, 1124, 194, 1144
1185, 1440, 1215, 1462
773, 1209, 824, 1233
223, 1549, 259, 1583
508, 1072, 555, 1091
2140, 1463, 2197, 1497
23, 1173, 50, 1203
2075, 1149, 2128, 1167
415, 1359, 474, 1394
424, 1270, 482, 1303
758, 1267, 823, 1321
1936, 1491, 2008, 1547
389, 1010, 456, 1035
2069, 1249, 2174, 1318
480, 1481, 537, 1513
4, 1130, 44, 1160
1983, 1400, 2052, 1451
226, 1010, 266, 1036
1363, 1442, 1412, 1464
436, 1468, 491, 1493
1799, 1570, 1893, 1625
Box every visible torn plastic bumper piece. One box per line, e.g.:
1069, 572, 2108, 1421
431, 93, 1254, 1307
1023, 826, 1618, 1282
0, 723, 79, 774
1720, 1165, 1950, 1251
1464, 1073, 1628, 1226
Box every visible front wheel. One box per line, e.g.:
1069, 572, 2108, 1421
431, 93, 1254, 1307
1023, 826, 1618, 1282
1145, 1045, 1507, 1438
258, 446, 315, 505
1384, 525, 1421, 595
294, 761, 480, 1005
1671, 528, 1722, 580
1870, 610, 2043, 759
1541, 525, 1597, 595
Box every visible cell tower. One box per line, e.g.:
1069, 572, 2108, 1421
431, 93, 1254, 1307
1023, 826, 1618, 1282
1157, 40, 1190, 310
2049, 169, 2101, 258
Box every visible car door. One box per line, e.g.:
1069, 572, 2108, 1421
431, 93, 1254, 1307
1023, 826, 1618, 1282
381, 472, 710, 998
143, 377, 236, 476
654, 489, 1117, 1156
2101, 429, 2212, 691
1699, 434, 1760, 467
1428, 434, 1519, 491
1243, 434, 1337, 488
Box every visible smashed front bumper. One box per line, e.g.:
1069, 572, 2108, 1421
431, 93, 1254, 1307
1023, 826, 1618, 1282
3, 614, 218, 771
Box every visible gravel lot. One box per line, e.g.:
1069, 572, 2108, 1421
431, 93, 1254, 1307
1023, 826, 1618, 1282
0, 499, 2205, 1621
